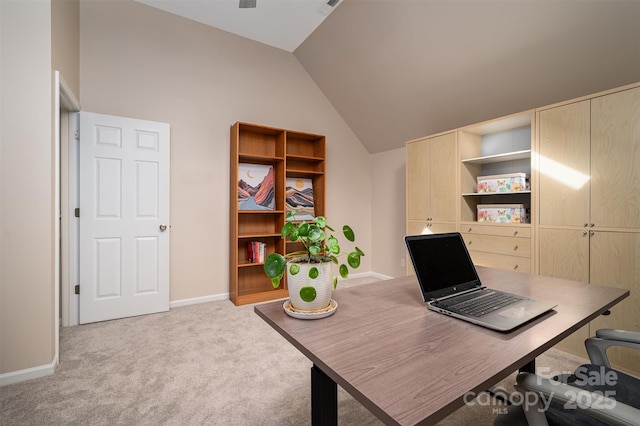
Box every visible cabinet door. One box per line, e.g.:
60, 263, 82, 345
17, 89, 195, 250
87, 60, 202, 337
406, 139, 430, 220
538, 101, 590, 227
590, 231, 640, 375
538, 228, 590, 357
538, 228, 589, 282
591, 87, 640, 229
429, 132, 457, 222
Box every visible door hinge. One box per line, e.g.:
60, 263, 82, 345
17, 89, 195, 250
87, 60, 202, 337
75, 208, 80, 218
75, 285, 80, 295
75, 130, 79, 141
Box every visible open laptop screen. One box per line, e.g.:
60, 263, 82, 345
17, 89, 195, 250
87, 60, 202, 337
405, 233, 481, 301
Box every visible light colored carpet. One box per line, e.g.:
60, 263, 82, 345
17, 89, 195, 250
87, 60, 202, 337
0, 277, 588, 425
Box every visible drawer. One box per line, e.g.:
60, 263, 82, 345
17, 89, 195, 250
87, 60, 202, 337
461, 222, 531, 238
468, 250, 531, 274
462, 234, 531, 258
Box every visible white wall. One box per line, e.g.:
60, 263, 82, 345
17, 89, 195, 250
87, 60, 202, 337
79, 0, 372, 302
1, 0, 54, 374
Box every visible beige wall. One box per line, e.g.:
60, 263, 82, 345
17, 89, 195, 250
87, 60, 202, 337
52, 0, 80, 98
1, 0, 54, 374
79, 0, 372, 301
371, 147, 407, 278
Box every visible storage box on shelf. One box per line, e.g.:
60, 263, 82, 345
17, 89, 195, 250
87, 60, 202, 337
230, 122, 326, 305
477, 204, 529, 223
476, 172, 529, 193
458, 111, 534, 273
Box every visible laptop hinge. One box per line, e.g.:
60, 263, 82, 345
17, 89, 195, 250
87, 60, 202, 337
431, 287, 486, 303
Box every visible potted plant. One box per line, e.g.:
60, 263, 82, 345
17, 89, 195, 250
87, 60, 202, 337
263, 211, 365, 312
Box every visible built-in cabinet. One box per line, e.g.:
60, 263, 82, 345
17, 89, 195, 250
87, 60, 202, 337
406, 132, 458, 235
229, 122, 325, 305
406, 132, 457, 274
405, 82, 640, 375
537, 86, 640, 373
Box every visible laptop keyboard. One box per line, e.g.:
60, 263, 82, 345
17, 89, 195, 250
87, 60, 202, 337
445, 291, 523, 317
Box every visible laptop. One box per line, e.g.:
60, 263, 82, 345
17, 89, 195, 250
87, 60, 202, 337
404, 232, 556, 331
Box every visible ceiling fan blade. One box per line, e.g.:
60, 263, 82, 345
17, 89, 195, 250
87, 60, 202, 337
239, 0, 256, 8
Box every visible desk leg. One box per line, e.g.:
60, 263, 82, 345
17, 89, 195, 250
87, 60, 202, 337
520, 359, 535, 374
311, 364, 337, 426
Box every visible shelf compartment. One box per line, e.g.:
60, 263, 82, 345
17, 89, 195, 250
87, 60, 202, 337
238, 154, 284, 164
287, 158, 324, 175
286, 169, 325, 178
236, 236, 284, 267
237, 123, 285, 158
238, 212, 284, 236
462, 150, 531, 164
461, 192, 531, 223
286, 132, 325, 158
287, 154, 324, 162
234, 289, 289, 305
237, 267, 287, 297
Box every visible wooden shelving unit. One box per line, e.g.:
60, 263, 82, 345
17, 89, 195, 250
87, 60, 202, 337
230, 122, 325, 305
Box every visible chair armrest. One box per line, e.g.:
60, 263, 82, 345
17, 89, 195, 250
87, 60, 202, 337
586, 329, 640, 368
516, 372, 640, 426
596, 329, 640, 344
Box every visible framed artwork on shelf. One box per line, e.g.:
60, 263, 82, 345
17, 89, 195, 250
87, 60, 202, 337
238, 163, 275, 210
286, 177, 315, 221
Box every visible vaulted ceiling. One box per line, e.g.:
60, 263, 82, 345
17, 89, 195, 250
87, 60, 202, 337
141, 0, 640, 153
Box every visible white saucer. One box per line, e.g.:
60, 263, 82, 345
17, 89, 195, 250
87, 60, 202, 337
283, 299, 338, 320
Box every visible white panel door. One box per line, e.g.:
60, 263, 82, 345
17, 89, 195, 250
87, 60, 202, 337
79, 112, 170, 324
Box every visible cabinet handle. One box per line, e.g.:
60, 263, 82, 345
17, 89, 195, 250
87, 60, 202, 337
584, 222, 589, 227
513, 264, 519, 270
590, 230, 595, 236
583, 231, 588, 236
590, 222, 595, 227
468, 227, 473, 232
514, 245, 518, 251
468, 240, 473, 245
513, 230, 518, 236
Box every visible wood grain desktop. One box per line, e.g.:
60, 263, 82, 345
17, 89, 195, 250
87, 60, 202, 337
254, 266, 629, 426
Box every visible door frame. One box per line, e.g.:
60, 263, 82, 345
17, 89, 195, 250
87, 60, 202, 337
56, 71, 81, 331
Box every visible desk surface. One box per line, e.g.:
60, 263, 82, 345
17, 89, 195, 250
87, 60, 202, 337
254, 267, 629, 426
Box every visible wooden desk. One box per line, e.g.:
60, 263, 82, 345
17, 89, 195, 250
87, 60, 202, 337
254, 266, 629, 426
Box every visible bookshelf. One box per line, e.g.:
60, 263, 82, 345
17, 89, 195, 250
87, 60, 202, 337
230, 122, 325, 305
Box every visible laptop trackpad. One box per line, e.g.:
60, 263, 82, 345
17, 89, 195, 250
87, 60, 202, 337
498, 306, 529, 319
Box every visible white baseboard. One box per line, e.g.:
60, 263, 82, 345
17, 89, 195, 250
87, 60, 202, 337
0, 356, 57, 387
170, 292, 230, 308
169, 271, 391, 309
368, 271, 394, 280
346, 271, 394, 281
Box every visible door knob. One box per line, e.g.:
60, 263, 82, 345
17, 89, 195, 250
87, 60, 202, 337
159, 224, 168, 232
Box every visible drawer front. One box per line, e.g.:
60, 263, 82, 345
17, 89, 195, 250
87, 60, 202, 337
461, 223, 531, 238
462, 234, 531, 258
469, 250, 531, 274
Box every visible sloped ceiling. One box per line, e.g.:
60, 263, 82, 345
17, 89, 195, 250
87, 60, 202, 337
136, 0, 640, 154
294, 0, 640, 153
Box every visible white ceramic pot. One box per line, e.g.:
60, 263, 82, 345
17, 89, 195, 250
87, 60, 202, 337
287, 261, 333, 311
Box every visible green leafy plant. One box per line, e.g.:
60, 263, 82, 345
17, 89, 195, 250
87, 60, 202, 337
263, 211, 365, 289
